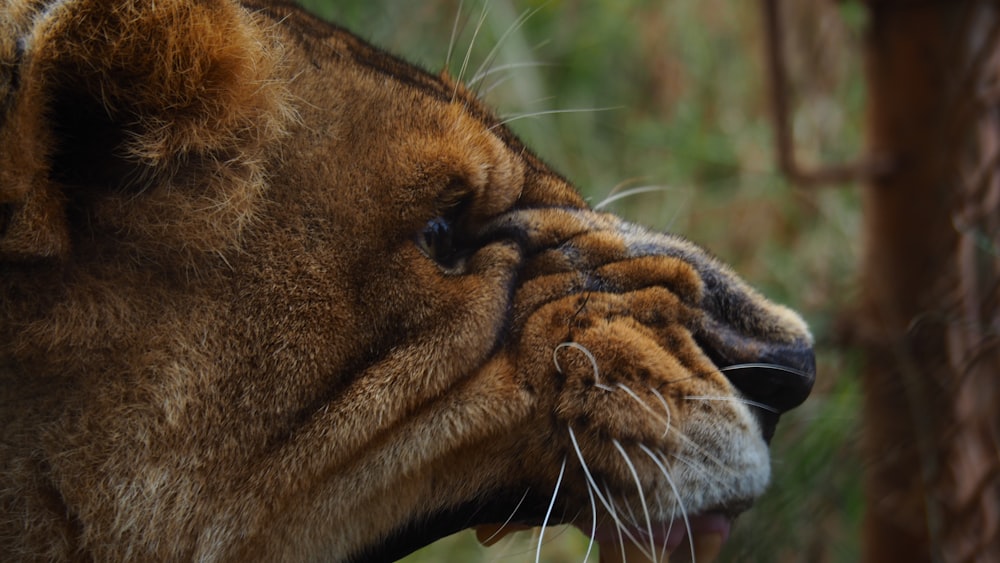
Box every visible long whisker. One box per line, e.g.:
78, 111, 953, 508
610, 481, 640, 530
469, 61, 554, 86
670, 451, 731, 485
481, 72, 520, 97
660, 502, 679, 563
719, 362, 810, 378
648, 387, 674, 438
618, 383, 671, 427
444, 0, 465, 71
452, 4, 489, 102
613, 439, 657, 561
535, 457, 566, 563
639, 444, 696, 563
644, 386, 735, 472
477, 488, 532, 547
582, 485, 598, 563
598, 483, 632, 563
630, 405, 729, 476
684, 395, 779, 414
470, 3, 545, 90
491, 106, 623, 130
666, 427, 738, 478
593, 185, 676, 211
567, 427, 644, 548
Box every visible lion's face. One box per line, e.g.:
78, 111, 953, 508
0, 1, 813, 561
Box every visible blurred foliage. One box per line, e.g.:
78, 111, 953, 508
297, 0, 868, 561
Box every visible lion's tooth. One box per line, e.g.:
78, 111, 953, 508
599, 541, 661, 563
690, 532, 724, 563
473, 524, 529, 547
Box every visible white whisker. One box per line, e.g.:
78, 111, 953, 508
593, 185, 677, 211
567, 427, 644, 548
620, 394, 724, 473
720, 362, 810, 378
582, 485, 597, 563
648, 387, 674, 438
613, 439, 657, 561
611, 483, 640, 530
670, 451, 730, 485
481, 72, 519, 97
649, 479, 675, 563
665, 427, 736, 477
659, 497, 679, 562
639, 444, 695, 563
470, 4, 544, 90
444, 0, 465, 71
477, 488, 531, 547
491, 106, 623, 129
600, 484, 630, 563
469, 61, 554, 86
452, 4, 489, 102
684, 395, 779, 414
535, 457, 566, 563
618, 383, 670, 431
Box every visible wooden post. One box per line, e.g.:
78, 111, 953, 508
860, 1, 1000, 560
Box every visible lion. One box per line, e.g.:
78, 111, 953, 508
0, 1, 815, 561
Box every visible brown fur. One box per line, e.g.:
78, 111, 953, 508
0, 1, 814, 560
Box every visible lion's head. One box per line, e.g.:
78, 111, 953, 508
0, 1, 814, 561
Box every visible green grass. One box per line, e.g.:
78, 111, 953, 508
298, 1, 867, 560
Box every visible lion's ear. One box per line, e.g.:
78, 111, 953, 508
0, 0, 293, 260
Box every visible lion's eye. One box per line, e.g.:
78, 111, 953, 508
417, 217, 463, 268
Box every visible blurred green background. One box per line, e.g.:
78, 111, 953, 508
298, 0, 867, 560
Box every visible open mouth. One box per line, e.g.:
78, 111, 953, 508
475, 512, 733, 563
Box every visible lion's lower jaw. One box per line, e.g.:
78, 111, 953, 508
325, 428, 768, 563
274, 419, 770, 563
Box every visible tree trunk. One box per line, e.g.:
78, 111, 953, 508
861, 1, 1000, 561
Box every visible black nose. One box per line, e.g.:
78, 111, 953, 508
721, 345, 815, 442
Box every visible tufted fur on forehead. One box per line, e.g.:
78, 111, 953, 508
0, 0, 295, 260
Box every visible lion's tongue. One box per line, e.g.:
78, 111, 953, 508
474, 514, 730, 563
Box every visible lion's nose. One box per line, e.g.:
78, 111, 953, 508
721, 345, 815, 442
